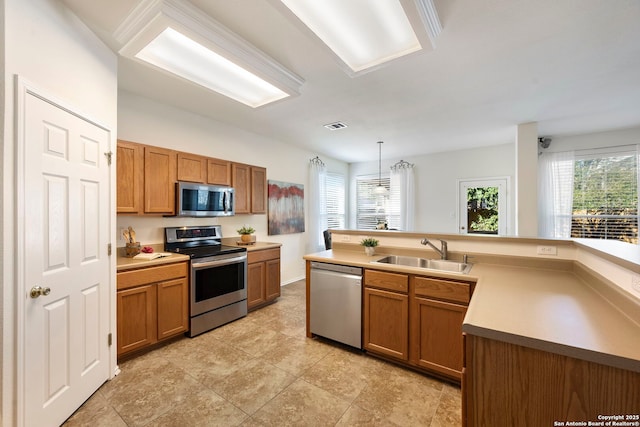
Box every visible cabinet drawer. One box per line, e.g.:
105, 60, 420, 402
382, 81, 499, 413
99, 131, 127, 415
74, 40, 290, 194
413, 276, 470, 304
117, 262, 188, 290
364, 269, 409, 293
248, 247, 280, 264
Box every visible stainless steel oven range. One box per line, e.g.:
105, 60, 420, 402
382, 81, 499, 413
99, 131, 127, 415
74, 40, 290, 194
164, 225, 247, 337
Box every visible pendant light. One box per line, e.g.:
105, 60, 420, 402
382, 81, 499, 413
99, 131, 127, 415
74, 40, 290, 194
373, 141, 388, 195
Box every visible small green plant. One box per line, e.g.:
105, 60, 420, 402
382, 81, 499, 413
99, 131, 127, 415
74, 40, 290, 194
360, 237, 379, 247
237, 225, 255, 235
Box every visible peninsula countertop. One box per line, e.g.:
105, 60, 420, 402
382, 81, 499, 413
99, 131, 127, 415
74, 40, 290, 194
303, 249, 640, 374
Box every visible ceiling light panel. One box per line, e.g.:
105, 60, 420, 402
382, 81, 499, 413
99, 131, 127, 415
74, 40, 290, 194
136, 28, 288, 108
280, 0, 422, 73
115, 0, 304, 108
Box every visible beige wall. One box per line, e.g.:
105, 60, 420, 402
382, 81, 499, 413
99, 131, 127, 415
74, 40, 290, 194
117, 91, 349, 284
349, 143, 516, 234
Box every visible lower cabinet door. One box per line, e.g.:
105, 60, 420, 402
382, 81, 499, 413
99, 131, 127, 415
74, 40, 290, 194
247, 262, 266, 309
157, 277, 189, 340
410, 297, 467, 379
117, 284, 157, 356
265, 258, 281, 301
363, 287, 409, 361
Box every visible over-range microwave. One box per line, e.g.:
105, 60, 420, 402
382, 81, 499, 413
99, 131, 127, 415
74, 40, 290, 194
175, 181, 235, 217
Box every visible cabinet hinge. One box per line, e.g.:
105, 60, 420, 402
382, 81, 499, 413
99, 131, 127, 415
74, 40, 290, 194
108, 333, 112, 346
108, 243, 112, 256
104, 151, 113, 166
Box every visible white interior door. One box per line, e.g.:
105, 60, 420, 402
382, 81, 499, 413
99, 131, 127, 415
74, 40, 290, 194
459, 178, 508, 235
21, 90, 111, 426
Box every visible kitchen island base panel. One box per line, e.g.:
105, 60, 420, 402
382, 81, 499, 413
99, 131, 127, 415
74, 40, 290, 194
463, 335, 640, 426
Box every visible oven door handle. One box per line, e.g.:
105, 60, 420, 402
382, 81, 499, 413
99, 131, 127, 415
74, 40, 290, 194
192, 255, 247, 269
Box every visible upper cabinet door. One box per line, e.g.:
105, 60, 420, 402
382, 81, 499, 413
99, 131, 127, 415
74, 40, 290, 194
251, 166, 267, 214
177, 152, 207, 183
207, 158, 231, 186
116, 140, 143, 214
232, 162, 251, 214
144, 146, 176, 214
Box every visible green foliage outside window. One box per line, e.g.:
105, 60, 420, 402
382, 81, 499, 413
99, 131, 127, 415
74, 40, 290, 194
467, 187, 499, 233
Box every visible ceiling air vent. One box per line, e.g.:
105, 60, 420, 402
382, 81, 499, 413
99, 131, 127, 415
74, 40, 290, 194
324, 121, 348, 130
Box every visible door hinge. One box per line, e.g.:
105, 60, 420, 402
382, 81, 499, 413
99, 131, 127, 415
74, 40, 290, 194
104, 151, 113, 166
108, 333, 112, 346
108, 243, 112, 256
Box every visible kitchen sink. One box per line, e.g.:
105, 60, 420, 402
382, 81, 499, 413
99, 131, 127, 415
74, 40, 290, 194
371, 255, 473, 274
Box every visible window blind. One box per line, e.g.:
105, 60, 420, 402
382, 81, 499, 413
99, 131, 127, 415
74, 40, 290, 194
570, 146, 638, 243
324, 173, 345, 229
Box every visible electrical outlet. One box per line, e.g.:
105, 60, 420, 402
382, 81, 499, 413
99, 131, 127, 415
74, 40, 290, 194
632, 274, 640, 293
341, 235, 351, 242
537, 245, 557, 256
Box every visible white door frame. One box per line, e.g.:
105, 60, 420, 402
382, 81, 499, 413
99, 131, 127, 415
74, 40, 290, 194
14, 76, 117, 426
458, 177, 510, 235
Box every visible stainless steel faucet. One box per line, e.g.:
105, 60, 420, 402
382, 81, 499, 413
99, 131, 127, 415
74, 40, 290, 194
421, 238, 448, 260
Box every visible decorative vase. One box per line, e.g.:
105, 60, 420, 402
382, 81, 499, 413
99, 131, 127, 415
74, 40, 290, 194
364, 246, 375, 256
241, 234, 252, 243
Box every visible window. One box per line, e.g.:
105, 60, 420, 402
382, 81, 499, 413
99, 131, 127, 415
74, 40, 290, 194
571, 148, 638, 243
324, 173, 346, 229
356, 174, 398, 229
540, 145, 638, 244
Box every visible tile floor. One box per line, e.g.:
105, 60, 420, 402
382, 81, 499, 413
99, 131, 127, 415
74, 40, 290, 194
64, 280, 461, 426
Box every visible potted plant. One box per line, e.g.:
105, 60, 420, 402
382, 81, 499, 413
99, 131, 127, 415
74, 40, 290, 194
237, 225, 255, 243
360, 237, 379, 256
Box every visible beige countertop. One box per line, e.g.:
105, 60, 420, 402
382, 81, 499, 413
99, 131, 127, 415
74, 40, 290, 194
303, 249, 640, 373
220, 238, 282, 251
117, 251, 190, 271
117, 241, 282, 271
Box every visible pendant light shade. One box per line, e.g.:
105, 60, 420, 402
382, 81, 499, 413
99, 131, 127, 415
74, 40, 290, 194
373, 141, 388, 195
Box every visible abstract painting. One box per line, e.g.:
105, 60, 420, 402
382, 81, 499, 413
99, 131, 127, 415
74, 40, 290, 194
268, 180, 305, 235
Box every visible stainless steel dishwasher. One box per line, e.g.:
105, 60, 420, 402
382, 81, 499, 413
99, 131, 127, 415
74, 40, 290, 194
310, 262, 363, 349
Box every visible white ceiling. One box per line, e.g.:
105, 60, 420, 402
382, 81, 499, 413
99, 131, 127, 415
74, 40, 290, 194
61, 0, 640, 163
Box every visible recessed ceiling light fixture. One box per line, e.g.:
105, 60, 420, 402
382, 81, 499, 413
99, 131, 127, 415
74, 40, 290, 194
114, 0, 304, 108
278, 0, 441, 76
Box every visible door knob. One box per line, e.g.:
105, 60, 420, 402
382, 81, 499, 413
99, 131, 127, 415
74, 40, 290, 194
30, 285, 51, 298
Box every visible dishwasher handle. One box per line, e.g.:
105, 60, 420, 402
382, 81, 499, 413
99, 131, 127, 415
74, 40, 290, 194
310, 262, 362, 276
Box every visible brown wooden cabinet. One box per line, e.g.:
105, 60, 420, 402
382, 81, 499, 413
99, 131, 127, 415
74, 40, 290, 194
232, 162, 267, 214
116, 140, 177, 215
409, 276, 471, 380
117, 140, 265, 216
117, 284, 156, 355
144, 145, 176, 214
177, 152, 207, 183
116, 140, 143, 214
410, 297, 467, 379
362, 269, 473, 381
232, 163, 251, 214
116, 261, 188, 358
207, 158, 231, 186
363, 270, 409, 361
247, 247, 281, 311
250, 166, 267, 214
